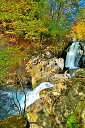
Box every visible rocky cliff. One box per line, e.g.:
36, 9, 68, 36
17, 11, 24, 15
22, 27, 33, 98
27, 78, 85, 128
26, 56, 71, 88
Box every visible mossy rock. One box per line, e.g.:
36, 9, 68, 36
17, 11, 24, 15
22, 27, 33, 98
0, 115, 28, 128
27, 78, 85, 128
73, 68, 85, 78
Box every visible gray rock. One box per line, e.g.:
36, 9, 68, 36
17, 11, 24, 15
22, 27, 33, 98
55, 58, 64, 70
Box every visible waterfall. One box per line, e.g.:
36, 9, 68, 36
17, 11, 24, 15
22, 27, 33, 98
20, 82, 54, 109
0, 82, 54, 119
65, 41, 82, 69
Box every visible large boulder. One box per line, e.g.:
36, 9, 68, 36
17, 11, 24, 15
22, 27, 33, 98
26, 57, 64, 88
27, 79, 85, 128
79, 41, 85, 68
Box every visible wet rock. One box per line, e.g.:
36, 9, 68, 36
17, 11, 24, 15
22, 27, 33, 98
80, 41, 85, 55
79, 55, 85, 68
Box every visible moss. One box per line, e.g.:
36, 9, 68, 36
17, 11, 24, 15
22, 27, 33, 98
73, 69, 85, 78
0, 115, 27, 128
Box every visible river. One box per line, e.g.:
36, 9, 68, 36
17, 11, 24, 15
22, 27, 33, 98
0, 82, 54, 119
0, 86, 31, 119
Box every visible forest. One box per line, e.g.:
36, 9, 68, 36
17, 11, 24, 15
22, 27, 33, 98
0, 0, 85, 127
0, 0, 85, 85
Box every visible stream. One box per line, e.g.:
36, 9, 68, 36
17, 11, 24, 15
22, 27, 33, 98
0, 82, 54, 119
0, 86, 31, 119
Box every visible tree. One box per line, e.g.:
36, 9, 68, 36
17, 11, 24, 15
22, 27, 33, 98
71, 21, 85, 40
0, 0, 49, 42
43, 0, 80, 56
0, 0, 84, 56
47, 0, 79, 35
71, 7, 85, 40
0, 38, 25, 85
0, 0, 81, 43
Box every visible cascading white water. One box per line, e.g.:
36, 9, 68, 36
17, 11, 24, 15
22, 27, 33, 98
65, 41, 82, 69
0, 82, 54, 119
20, 82, 54, 109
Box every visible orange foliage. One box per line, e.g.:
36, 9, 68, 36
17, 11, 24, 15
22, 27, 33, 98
71, 21, 85, 40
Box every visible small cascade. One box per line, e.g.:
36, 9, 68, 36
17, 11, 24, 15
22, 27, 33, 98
20, 82, 54, 109
0, 82, 54, 119
65, 41, 83, 70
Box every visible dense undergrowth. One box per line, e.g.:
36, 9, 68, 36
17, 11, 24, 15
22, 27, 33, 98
0, 0, 85, 85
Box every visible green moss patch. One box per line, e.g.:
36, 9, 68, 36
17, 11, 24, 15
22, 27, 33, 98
0, 115, 27, 128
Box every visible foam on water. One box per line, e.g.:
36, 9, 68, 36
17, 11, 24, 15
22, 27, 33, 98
20, 82, 54, 109
0, 82, 54, 119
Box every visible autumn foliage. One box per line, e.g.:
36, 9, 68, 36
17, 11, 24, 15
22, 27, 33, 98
71, 21, 85, 40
